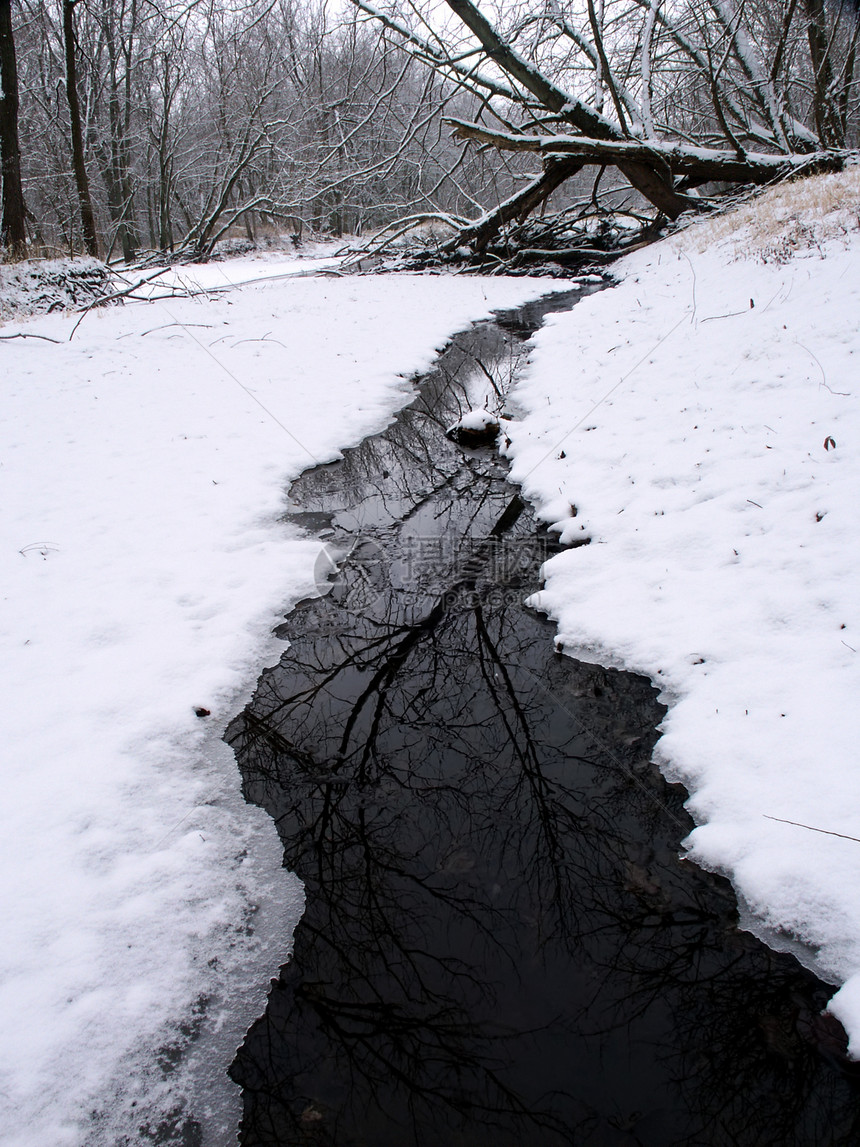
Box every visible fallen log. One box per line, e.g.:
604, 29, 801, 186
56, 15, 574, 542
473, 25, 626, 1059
447, 119, 847, 185
449, 157, 584, 252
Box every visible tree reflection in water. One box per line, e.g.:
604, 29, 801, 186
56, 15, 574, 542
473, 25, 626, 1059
226, 296, 860, 1146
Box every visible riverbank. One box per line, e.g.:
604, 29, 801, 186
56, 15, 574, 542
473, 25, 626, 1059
506, 167, 860, 1044
0, 269, 565, 1145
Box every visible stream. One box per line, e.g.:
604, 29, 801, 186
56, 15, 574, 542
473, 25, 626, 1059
225, 288, 860, 1146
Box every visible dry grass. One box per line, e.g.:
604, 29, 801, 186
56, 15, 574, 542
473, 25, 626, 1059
678, 163, 860, 263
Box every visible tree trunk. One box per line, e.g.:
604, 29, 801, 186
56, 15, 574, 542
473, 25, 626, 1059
803, 0, 844, 147
0, 0, 27, 257
448, 120, 843, 184
443, 0, 691, 219
452, 157, 584, 251
63, 0, 99, 258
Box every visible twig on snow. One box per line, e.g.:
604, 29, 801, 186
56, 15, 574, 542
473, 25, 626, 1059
68, 269, 174, 340
231, 333, 289, 349
764, 814, 860, 844
68, 270, 227, 341
0, 331, 63, 343
141, 322, 213, 337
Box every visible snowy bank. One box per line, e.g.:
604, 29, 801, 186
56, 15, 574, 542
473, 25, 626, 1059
505, 169, 860, 1048
0, 257, 110, 320
0, 266, 563, 1145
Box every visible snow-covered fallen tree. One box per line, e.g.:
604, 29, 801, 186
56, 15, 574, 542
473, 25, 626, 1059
351, 0, 859, 258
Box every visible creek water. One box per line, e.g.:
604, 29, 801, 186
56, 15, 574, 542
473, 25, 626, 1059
225, 288, 860, 1146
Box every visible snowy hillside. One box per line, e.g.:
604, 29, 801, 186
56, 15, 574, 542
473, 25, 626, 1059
506, 167, 860, 1047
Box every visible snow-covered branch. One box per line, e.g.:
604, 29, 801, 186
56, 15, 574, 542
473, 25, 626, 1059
447, 118, 846, 184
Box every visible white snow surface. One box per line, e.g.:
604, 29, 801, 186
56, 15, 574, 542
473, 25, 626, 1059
504, 178, 860, 1050
131, 239, 346, 299
448, 406, 499, 432
0, 263, 563, 1145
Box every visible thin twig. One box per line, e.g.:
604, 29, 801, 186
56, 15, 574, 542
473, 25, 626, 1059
68, 271, 226, 340
700, 308, 751, 322
796, 339, 851, 396
231, 334, 289, 349
67, 269, 171, 340
141, 322, 213, 336
0, 332, 63, 343
764, 814, 860, 843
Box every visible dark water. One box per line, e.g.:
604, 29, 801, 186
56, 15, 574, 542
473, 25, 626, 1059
225, 289, 860, 1146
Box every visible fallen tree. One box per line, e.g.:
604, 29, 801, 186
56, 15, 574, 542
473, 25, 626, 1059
447, 121, 845, 187
350, 0, 858, 261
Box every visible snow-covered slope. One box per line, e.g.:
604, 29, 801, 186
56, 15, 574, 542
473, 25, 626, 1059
505, 168, 860, 1048
0, 267, 563, 1145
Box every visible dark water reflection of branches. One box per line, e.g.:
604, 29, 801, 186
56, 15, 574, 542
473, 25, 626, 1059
227, 296, 860, 1147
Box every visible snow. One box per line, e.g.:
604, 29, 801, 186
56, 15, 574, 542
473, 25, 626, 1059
0, 257, 110, 319
131, 239, 346, 297
503, 171, 860, 1049
448, 406, 498, 431
4, 168, 860, 1141
0, 260, 564, 1145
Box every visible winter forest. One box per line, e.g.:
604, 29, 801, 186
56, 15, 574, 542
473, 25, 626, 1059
1, 0, 859, 265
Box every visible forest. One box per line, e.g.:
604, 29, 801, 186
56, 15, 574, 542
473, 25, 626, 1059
0, 0, 858, 268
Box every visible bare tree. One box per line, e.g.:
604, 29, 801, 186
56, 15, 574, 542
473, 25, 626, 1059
9, 0, 520, 259
63, 0, 99, 256
91, 0, 141, 261
0, 0, 27, 256
11, 0, 854, 262
349, 0, 855, 254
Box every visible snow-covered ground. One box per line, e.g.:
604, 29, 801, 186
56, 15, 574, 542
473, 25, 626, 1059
504, 167, 860, 1047
3, 168, 860, 1144
127, 238, 347, 299
0, 262, 563, 1145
